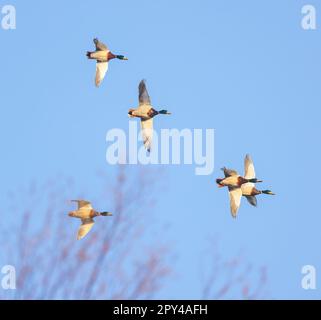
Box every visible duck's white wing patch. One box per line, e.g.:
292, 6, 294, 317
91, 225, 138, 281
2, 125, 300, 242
228, 187, 242, 218
71, 200, 93, 210
140, 118, 153, 152
77, 218, 95, 240
95, 62, 108, 87
244, 154, 255, 179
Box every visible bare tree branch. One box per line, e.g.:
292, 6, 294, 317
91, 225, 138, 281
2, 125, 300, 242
0, 167, 171, 300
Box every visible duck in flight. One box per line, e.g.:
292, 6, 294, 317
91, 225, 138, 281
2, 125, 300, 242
128, 80, 171, 152
216, 155, 263, 217
241, 154, 275, 207
86, 38, 128, 87
68, 200, 112, 240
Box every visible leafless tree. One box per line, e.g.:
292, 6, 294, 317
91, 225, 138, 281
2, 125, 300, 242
0, 167, 269, 300
201, 238, 268, 299
0, 166, 171, 300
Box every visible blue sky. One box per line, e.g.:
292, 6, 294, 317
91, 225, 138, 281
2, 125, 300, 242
1, 0, 321, 299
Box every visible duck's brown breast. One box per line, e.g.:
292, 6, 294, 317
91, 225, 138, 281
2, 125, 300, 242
89, 209, 97, 218
107, 52, 116, 61
251, 188, 261, 196
238, 176, 247, 186
147, 108, 158, 118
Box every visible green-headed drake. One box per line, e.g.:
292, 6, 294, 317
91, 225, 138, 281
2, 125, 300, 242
86, 38, 128, 87
68, 200, 112, 240
128, 80, 171, 152
216, 155, 263, 218
241, 154, 275, 207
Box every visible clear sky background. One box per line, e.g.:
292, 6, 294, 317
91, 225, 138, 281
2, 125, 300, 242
1, 0, 321, 299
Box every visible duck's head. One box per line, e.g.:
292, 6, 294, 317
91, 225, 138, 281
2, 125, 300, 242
158, 110, 171, 115
262, 190, 275, 195
116, 55, 128, 61
100, 211, 113, 217
248, 178, 263, 183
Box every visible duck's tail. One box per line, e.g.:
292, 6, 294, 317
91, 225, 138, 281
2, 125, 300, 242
86, 51, 93, 59
128, 109, 136, 118
216, 178, 224, 187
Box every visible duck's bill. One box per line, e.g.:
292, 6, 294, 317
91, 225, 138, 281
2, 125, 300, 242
122, 57, 129, 60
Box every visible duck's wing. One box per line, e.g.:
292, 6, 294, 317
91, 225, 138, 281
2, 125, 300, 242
94, 38, 109, 51
77, 218, 95, 240
228, 187, 242, 218
245, 195, 257, 207
244, 154, 256, 179
222, 167, 238, 177
95, 62, 109, 87
71, 200, 93, 210
138, 80, 151, 105
140, 118, 153, 152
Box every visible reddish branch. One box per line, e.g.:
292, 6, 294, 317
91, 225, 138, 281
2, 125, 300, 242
201, 240, 268, 300
0, 167, 170, 300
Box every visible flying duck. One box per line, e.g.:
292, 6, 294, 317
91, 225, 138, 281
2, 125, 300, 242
68, 200, 112, 240
216, 155, 263, 217
86, 38, 128, 87
128, 80, 171, 152
241, 154, 275, 207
